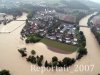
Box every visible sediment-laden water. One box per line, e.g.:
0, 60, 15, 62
0, 13, 100, 75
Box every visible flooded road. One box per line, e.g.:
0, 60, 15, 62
0, 13, 100, 75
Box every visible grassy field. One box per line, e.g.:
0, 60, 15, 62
40, 38, 78, 53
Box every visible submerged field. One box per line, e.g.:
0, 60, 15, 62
41, 38, 78, 53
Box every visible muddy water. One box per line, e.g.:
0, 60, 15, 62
0, 13, 100, 75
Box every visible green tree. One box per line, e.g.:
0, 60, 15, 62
0, 70, 10, 75
45, 60, 49, 67
52, 61, 58, 68
18, 48, 27, 57
27, 12, 33, 20
77, 47, 87, 60
52, 56, 58, 62
31, 50, 36, 55
37, 55, 44, 67
62, 57, 75, 67
26, 56, 36, 64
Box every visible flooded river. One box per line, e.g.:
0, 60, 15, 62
0, 13, 100, 75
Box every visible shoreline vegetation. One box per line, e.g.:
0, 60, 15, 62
87, 12, 100, 44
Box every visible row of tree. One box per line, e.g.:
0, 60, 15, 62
27, 55, 44, 67
87, 12, 100, 27
45, 56, 75, 68
77, 31, 87, 60
18, 49, 44, 67
91, 27, 100, 44
27, 54, 76, 68
18, 49, 76, 68
87, 12, 100, 44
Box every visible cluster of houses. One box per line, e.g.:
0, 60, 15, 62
46, 23, 78, 45
0, 13, 14, 25
22, 9, 78, 45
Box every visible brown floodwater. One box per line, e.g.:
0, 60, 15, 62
0, 13, 100, 75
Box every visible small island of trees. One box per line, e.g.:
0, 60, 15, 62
0, 69, 10, 75
18, 48, 27, 57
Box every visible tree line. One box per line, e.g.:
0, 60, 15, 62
18, 48, 76, 68
87, 12, 100, 44
76, 31, 87, 60
91, 26, 100, 44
